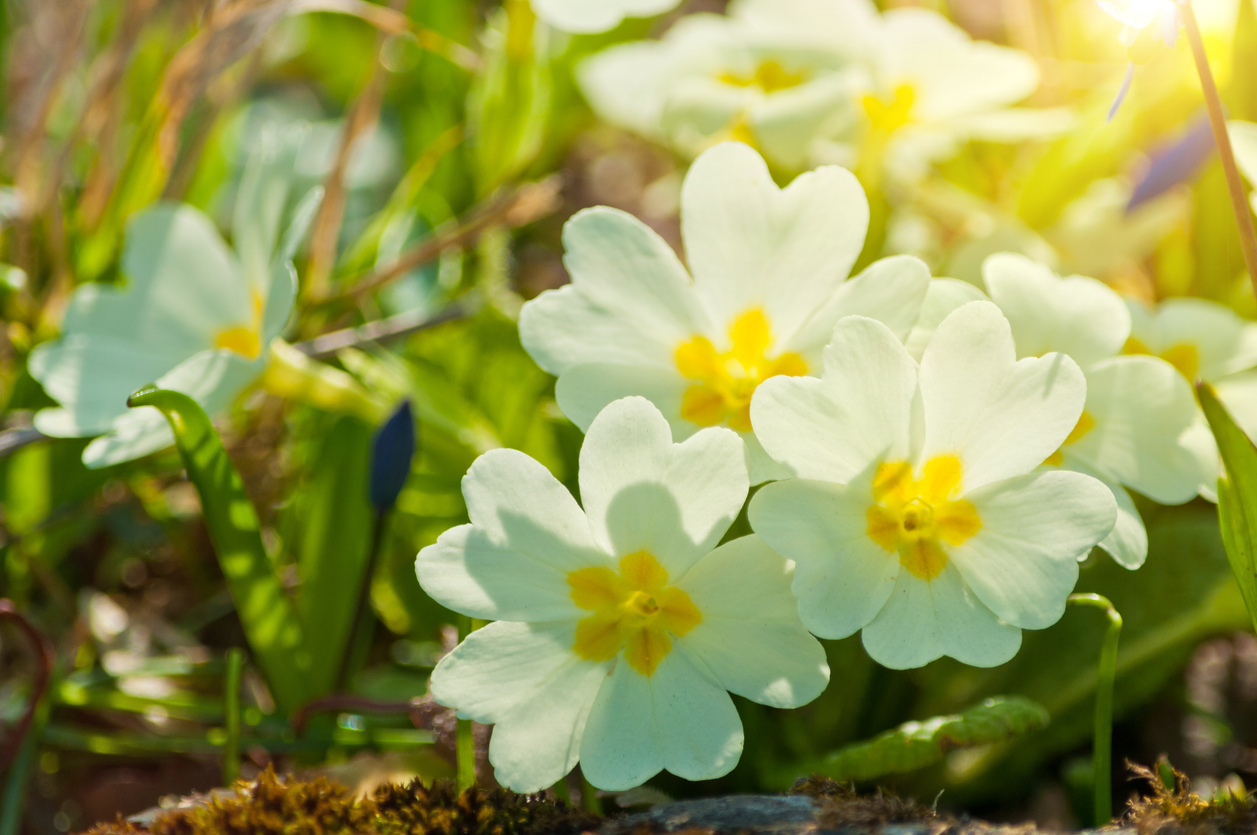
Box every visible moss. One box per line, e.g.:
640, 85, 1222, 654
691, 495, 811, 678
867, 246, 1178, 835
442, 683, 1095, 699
1124, 759, 1256, 835
80, 769, 600, 835
788, 776, 935, 829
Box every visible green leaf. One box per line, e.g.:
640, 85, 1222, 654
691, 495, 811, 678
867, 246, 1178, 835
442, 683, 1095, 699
785, 697, 1049, 784
126, 386, 312, 713
1199, 383, 1257, 634
293, 415, 376, 696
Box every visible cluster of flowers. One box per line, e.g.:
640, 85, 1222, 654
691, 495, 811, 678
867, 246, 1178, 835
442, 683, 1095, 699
574, 0, 1072, 180
417, 141, 1257, 793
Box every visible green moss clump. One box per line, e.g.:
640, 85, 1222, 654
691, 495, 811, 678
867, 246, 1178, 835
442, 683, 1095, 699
1125, 760, 1256, 835
788, 776, 934, 829
81, 769, 601, 835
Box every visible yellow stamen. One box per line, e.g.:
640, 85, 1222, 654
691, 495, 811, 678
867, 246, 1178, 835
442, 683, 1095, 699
568, 551, 701, 676
861, 84, 916, 135
213, 291, 266, 360
865, 454, 980, 581
1042, 411, 1096, 467
1123, 336, 1201, 382
675, 309, 807, 432
719, 60, 809, 94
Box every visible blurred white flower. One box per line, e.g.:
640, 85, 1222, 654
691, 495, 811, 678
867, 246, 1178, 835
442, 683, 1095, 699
1231, 120, 1257, 216
579, 0, 1070, 177
519, 141, 931, 482
532, 0, 681, 34
29, 129, 319, 468
1124, 295, 1257, 475
749, 302, 1115, 669
417, 397, 828, 791
981, 254, 1215, 568
1096, 0, 1179, 44
578, 2, 875, 172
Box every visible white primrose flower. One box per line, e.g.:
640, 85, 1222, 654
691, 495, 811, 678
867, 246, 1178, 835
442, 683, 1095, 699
981, 254, 1215, 568
1231, 121, 1257, 216
29, 129, 319, 468
532, 0, 682, 34
518, 141, 931, 483
417, 397, 829, 791
1124, 295, 1257, 464
1096, 0, 1179, 43
748, 302, 1116, 669
837, 7, 1072, 183
578, 3, 875, 172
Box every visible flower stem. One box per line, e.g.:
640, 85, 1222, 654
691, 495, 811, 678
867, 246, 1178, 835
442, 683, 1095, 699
222, 648, 244, 787
580, 770, 602, 815
1177, 0, 1257, 295
1067, 593, 1122, 827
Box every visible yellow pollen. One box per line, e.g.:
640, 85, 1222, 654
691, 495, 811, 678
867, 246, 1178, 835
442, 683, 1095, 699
213, 291, 266, 360
1123, 336, 1201, 382
567, 551, 701, 676
675, 308, 807, 432
862, 84, 916, 135
1042, 411, 1096, 467
865, 455, 980, 581
719, 60, 809, 94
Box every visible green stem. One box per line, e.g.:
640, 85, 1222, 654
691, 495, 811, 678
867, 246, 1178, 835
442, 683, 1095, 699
551, 775, 572, 805
1177, 0, 1257, 295
222, 648, 244, 787
1067, 593, 1122, 827
456, 614, 478, 791
580, 770, 602, 815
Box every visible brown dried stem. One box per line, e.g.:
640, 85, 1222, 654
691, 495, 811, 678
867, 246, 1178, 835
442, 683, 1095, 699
1178, 0, 1257, 296
0, 599, 55, 771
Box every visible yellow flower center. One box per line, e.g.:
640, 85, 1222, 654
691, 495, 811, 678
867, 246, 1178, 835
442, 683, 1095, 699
865, 455, 981, 581
862, 84, 917, 136
674, 308, 807, 432
1123, 336, 1200, 382
1043, 411, 1096, 467
213, 291, 266, 360
719, 60, 809, 94
568, 551, 701, 676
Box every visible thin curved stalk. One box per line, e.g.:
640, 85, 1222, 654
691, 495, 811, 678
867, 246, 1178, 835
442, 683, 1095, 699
1067, 593, 1123, 827
1177, 0, 1257, 295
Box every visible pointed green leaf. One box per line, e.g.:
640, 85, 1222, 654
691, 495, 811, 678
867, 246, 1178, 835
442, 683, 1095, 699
783, 696, 1050, 785
127, 386, 312, 713
293, 415, 376, 696
1198, 383, 1257, 634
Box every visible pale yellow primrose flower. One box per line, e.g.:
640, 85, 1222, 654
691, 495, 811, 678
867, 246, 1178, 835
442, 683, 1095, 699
518, 141, 931, 484
29, 129, 318, 468
1124, 295, 1257, 483
417, 396, 828, 792
577, 4, 874, 172
748, 302, 1116, 669
532, 0, 681, 33
977, 254, 1216, 569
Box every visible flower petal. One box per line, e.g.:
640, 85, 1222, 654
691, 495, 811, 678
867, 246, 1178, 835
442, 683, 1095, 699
1069, 356, 1212, 505
519, 207, 707, 376
860, 562, 1021, 669
81, 409, 176, 469
904, 278, 988, 362
1126, 297, 1257, 381
1058, 458, 1148, 570
580, 646, 743, 790
751, 315, 915, 483
676, 535, 829, 708
554, 364, 689, 434
579, 397, 747, 576
681, 142, 869, 346
533, 0, 681, 34
950, 470, 1113, 630
749, 476, 899, 639
789, 255, 933, 360
983, 252, 1130, 368
919, 300, 1087, 490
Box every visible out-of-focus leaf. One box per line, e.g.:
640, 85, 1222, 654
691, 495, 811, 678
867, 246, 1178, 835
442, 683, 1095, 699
294, 414, 375, 697
126, 386, 311, 713
1200, 383, 1257, 634
782, 697, 1049, 785
467, 0, 551, 195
